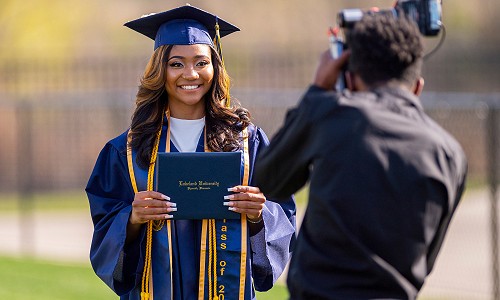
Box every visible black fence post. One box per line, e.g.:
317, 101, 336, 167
487, 105, 500, 300
16, 101, 35, 256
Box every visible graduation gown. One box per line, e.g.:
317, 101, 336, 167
86, 123, 296, 300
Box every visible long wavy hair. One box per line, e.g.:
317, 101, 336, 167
129, 44, 251, 169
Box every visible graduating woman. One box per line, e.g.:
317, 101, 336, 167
85, 5, 296, 300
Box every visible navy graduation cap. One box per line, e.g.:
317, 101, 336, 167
124, 5, 240, 50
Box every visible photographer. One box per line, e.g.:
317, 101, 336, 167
254, 12, 467, 300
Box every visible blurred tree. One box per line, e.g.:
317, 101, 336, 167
0, 1, 88, 58
0, 0, 498, 92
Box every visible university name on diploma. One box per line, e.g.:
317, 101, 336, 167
178, 180, 220, 190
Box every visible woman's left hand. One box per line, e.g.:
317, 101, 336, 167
224, 185, 266, 222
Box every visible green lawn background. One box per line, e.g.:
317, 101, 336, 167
0, 256, 289, 300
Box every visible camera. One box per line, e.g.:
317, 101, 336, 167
337, 0, 443, 37
330, 0, 443, 91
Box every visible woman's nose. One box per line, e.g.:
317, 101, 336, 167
182, 66, 199, 80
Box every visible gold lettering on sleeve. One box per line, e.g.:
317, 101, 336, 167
218, 289, 225, 300
219, 261, 226, 276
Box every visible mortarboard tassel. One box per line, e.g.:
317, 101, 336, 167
214, 17, 231, 108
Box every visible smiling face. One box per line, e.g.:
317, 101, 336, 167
165, 44, 214, 119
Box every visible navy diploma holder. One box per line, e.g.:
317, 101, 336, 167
155, 152, 242, 220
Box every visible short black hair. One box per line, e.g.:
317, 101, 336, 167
347, 12, 424, 87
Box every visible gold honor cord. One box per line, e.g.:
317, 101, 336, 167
239, 128, 249, 300
127, 134, 139, 194
208, 219, 218, 300
199, 219, 208, 300
127, 114, 174, 300
142, 127, 161, 300
164, 110, 174, 300
127, 127, 162, 300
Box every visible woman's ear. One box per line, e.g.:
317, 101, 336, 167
413, 77, 425, 96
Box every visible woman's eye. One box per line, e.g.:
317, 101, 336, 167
169, 62, 183, 68
197, 61, 210, 67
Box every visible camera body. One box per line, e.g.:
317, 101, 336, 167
337, 0, 443, 37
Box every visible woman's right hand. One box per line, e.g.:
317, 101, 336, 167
129, 191, 177, 225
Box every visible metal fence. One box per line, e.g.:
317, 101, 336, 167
0, 88, 496, 192
0, 57, 499, 299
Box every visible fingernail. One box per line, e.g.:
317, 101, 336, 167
161, 194, 170, 200
224, 195, 234, 200
227, 187, 236, 192
223, 201, 232, 206
169, 202, 177, 207
165, 215, 173, 219
170, 208, 177, 212
228, 207, 236, 211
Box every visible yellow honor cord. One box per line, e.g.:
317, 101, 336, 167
207, 221, 218, 300
140, 126, 163, 300
128, 114, 173, 300
199, 220, 208, 300
153, 110, 170, 232
211, 219, 218, 300
239, 127, 249, 300
208, 220, 213, 299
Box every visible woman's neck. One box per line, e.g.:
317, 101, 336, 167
168, 104, 205, 120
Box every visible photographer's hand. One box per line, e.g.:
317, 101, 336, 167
313, 49, 350, 90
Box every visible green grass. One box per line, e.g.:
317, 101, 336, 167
0, 254, 459, 300
256, 285, 289, 299
0, 256, 288, 299
0, 256, 116, 300
293, 185, 308, 207
0, 190, 89, 212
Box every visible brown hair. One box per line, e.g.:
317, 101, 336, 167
129, 45, 251, 168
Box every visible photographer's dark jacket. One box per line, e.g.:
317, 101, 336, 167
254, 85, 467, 300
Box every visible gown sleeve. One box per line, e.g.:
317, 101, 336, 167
247, 126, 297, 292
85, 135, 145, 296
254, 86, 325, 199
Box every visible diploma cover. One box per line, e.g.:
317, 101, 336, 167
155, 151, 242, 220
